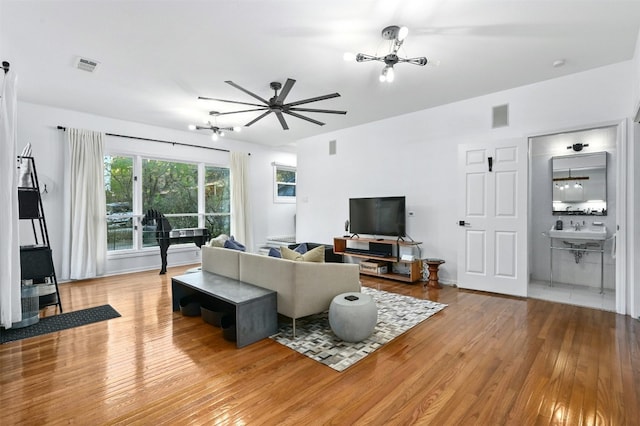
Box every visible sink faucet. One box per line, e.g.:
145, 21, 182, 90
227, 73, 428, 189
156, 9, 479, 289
566, 205, 572, 211
574, 222, 581, 231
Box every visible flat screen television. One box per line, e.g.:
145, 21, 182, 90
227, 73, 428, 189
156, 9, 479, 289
349, 196, 406, 237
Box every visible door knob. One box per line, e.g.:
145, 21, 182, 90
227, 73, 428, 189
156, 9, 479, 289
458, 220, 470, 227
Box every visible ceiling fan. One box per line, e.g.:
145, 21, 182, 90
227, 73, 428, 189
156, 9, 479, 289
188, 121, 240, 141
198, 79, 347, 130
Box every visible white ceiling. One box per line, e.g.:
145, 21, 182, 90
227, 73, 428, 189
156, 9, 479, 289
3, 0, 640, 148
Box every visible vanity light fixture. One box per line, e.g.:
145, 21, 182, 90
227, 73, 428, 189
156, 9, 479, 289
567, 142, 589, 151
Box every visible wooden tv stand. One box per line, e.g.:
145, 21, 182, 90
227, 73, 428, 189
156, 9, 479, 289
333, 237, 422, 283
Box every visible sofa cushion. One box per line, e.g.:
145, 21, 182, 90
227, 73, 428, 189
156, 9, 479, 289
281, 245, 325, 262
201, 246, 240, 279
239, 252, 296, 317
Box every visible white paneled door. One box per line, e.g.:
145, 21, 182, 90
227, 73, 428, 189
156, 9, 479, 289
457, 139, 528, 297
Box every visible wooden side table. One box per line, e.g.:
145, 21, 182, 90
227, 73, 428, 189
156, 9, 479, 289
424, 259, 445, 289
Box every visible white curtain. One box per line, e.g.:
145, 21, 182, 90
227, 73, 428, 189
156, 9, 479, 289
0, 69, 22, 328
230, 152, 253, 251
61, 128, 107, 280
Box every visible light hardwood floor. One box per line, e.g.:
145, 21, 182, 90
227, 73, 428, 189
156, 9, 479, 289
1, 264, 639, 425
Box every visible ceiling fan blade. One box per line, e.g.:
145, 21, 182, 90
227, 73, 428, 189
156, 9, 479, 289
194, 125, 213, 130
275, 111, 289, 130
285, 111, 325, 126
286, 93, 341, 107
397, 57, 428, 66
276, 78, 296, 104
245, 110, 272, 127
199, 96, 265, 108
210, 108, 267, 116
225, 80, 269, 104
289, 107, 347, 115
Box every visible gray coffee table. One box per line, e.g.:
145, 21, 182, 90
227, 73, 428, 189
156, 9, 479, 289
172, 271, 277, 348
329, 292, 378, 342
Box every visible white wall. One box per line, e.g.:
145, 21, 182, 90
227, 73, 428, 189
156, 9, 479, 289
296, 61, 634, 286
16, 101, 295, 277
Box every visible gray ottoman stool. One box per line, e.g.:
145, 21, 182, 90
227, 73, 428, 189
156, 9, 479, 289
329, 292, 378, 342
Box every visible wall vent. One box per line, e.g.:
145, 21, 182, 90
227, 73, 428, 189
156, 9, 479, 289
75, 57, 99, 73
329, 139, 337, 155
492, 104, 509, 128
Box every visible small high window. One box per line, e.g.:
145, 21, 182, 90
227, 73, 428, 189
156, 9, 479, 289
274, 164, 296, 203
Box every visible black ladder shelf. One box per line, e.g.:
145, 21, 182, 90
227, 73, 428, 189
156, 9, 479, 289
17, 156, 63, 313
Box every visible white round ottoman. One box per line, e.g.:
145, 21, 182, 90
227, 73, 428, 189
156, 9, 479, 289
329, 292, 378, 342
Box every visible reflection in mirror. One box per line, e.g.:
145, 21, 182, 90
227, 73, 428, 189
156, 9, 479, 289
552, 152, 607, 216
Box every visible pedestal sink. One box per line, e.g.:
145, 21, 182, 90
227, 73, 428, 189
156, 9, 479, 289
547, 225, 607, 294
548, 225, 607, 240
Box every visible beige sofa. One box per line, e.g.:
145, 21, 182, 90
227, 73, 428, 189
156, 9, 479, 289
201, 246, 361, 334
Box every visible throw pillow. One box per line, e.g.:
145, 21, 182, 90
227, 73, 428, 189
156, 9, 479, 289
208, 234, 229, 247
291, 242, 308, 254
281, 245, 325, 262
268, 247, 282, 258
229, 236, 246, 251
224, 237, 246, 251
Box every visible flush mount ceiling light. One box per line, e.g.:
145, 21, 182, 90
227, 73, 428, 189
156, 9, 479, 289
188, 120, 241, 141
347, 25, 428, 83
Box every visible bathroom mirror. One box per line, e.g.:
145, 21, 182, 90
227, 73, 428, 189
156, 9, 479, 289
552, 152, 607, 215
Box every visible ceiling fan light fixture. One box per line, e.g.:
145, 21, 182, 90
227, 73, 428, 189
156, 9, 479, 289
188, 124, 196, 130
233, 126, 242, 132
198, 78, 346, 130
211, 133, 219, 141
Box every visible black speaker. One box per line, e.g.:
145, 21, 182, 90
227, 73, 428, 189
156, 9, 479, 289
20, 246, 54, 281
18, 189, 40, 219
370, 242, 393, 256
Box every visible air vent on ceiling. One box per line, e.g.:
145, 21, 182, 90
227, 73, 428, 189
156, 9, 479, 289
75, 57, 99, 73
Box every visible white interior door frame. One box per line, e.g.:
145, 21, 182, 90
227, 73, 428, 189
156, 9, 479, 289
526, 119, 628, 315
616, 120, 628, 315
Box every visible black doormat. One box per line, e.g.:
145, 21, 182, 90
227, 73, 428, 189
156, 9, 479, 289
0, 305, 121, 344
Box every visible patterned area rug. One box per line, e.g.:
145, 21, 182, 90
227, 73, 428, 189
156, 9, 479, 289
270, 287, 447, 372
0, 305, 121, 344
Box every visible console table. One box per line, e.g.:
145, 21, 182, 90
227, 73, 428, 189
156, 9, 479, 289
333, 237, 423, 283
171, 271, 277, 348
